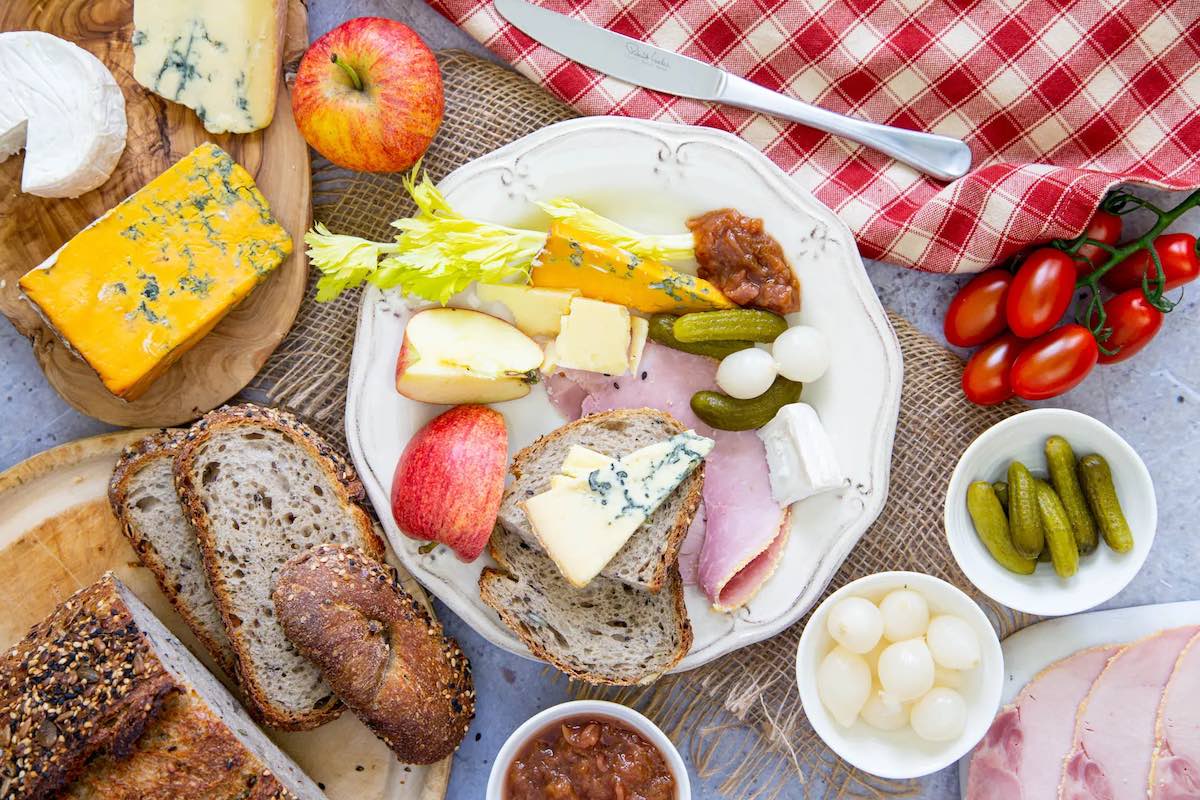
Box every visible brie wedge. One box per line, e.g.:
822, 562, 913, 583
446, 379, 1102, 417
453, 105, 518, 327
522, 431, 714, 587
757, 402, 843, 505
0, 32, 127, 198
132, 0, 287, 134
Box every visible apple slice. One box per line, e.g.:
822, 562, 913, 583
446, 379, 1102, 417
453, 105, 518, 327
391, 404, 506, 561
395, 308, 543, 404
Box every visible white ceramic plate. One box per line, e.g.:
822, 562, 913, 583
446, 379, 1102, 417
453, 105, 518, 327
956, 600, 1200, 796
944, 408, 1157, 617
796, 571, 1004, 780
345, 117, 902, 671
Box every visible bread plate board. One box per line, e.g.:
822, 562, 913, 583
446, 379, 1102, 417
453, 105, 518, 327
955, 600, 1200, 795
0, 431, 451, 800
345, 116, 902, 671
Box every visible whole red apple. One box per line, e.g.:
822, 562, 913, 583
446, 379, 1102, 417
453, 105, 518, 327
391, 405, 507, 561
292, 17, 443, 172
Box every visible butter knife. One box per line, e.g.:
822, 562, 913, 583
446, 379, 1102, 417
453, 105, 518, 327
494, 0, 972, 181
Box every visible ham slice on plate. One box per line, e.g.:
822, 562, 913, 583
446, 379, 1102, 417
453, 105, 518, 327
965, 645, 1120, 800
1150, 631, 1200, 800
1060, 625, 1200, 800
545, 341, 789, 610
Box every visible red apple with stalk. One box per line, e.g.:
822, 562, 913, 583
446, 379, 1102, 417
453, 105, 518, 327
292, 17, 443, 172
391, 405, 507, 562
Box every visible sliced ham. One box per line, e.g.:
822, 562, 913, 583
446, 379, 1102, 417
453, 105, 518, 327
965, 645, 1120, 800
1150, 631, 1200, 800
1060, 625, 1200, 800
544, 342, 788, 609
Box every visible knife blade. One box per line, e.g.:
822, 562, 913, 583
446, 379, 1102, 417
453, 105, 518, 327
494, 0, 972, 180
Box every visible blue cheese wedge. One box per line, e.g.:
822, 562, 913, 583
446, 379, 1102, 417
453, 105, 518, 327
131, 0, 287, 134
522, 432, 714, 587
757, 402, 843, 505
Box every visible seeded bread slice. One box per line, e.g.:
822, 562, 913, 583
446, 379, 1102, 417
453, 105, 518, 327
479, 527, 693, 685
108, 430, 236, 678
497, 408, 704, 593
174, 404, 385, 731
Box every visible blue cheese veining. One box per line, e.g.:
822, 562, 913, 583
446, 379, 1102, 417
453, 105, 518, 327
522, 431, 715, 587
131, 0, 287, 134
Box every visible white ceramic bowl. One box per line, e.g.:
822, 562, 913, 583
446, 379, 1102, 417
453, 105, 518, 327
944, 408, 1156, 616
485, 700, 691, 799
796, 571, 1003, 780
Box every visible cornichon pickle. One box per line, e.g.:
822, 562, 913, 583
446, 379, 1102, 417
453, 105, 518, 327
691, 376, 802, 431
1045, 436, 1098, 555
673, 309, 789, 343
1079, 454, 1134, 553
965, 482, 1036, 575
648, 314, 752, 360
1034, 479, 1079, 578
1007, 461, 1045, 559
992, 481, 1009, 511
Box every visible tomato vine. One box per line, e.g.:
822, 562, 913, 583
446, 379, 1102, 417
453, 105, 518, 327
1053, 187, 1200, 352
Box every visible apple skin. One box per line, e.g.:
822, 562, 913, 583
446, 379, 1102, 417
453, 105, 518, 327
391, 405, 507, 562
292, 17, 443, 172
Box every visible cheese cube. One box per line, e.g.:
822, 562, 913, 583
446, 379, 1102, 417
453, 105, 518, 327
19, 143, 292, 400
757, 402, 843, 505
475, 283, 578, 337
552, 297, 631, 375
132, 0, 287, 134
628, 316, 649, 375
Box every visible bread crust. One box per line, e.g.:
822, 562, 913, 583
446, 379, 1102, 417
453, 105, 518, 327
108, 429, 237, 678
174, 403, 385, 731
503, 407, 704, 593
480, 537, 694, 686
273, 545, 475, 764
0, 575, 180, 799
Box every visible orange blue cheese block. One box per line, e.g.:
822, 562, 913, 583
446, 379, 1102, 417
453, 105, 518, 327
19, 143, 292, 400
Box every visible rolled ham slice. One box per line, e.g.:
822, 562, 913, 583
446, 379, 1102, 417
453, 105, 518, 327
965, 645, 1120, 800
1150, 631, 1200, 800
545, 342, 789, 609
1060, 625, 1200, 800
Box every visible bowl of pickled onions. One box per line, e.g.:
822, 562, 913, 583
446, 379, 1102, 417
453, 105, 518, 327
796, 571, 1003, 779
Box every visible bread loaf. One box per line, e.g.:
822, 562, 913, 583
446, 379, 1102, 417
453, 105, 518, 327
273, 545, 475, 764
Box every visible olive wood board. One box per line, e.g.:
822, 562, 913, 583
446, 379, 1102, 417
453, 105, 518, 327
0, 0, 312, 428
0, 431, 450, 800
956, 600, 1200, 796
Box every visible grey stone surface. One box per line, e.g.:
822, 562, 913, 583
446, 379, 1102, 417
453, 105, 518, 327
1, 3, 1196, 797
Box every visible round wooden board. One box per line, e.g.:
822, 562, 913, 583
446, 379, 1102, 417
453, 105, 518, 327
0, 432, 451, 800
0, 0, 312, 427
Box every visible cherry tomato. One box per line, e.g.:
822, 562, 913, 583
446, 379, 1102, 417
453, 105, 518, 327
1101, 233, 1200, 292
944, 269, 1013, 347
962, 333, 1025, 405
1006, 248, 1077, 338
1093, 289, 1163, 364
1075, 211, 1123, 274
1010, 324, 1099, 400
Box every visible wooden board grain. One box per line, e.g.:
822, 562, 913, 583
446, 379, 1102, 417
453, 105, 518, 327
0, 432, 450, 800
0, 0, 312, 428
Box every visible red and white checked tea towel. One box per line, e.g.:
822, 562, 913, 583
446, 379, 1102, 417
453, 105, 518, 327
427, 0, 1200, 273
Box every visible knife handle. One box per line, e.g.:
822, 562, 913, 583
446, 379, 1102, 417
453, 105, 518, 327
719, 74, 972, 182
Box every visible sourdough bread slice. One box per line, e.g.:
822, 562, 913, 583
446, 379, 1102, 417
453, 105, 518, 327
1, 574, 325, 800
480, 527, 693, 685
174, 404, 385, 731
108, 430, 236, 678
497, 408, 704, 593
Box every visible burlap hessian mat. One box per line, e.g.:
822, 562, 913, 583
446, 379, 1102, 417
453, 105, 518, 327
247, 51, 1035, 798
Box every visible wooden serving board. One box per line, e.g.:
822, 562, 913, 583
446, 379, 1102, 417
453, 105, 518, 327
0, 0, 312, 428
0, 432, 451, 800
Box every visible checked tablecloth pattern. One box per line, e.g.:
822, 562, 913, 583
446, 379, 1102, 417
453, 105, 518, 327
428, 0, 1200, 274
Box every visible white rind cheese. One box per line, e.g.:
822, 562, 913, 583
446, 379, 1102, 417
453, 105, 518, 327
132, 0, 287, 134
522, 431, 714, 587
757, 402, 843, 505
0, 32, 127, 198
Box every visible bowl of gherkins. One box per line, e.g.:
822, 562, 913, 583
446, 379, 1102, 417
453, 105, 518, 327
944, 409, 1156, 616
